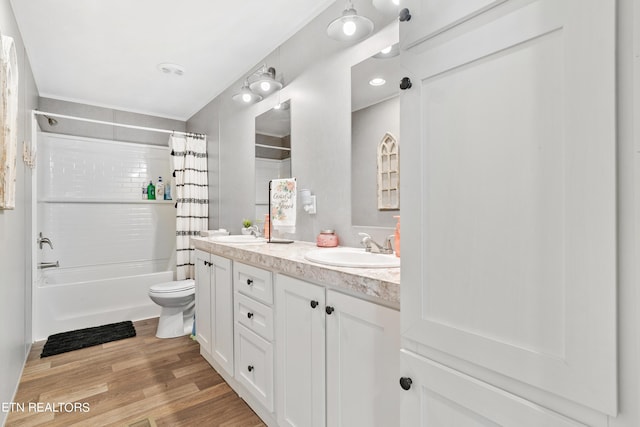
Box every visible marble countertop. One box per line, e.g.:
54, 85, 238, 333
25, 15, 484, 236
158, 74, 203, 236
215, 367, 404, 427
191, 237, 400, 308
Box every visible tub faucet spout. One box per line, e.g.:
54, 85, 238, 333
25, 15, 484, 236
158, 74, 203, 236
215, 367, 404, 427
38, 261, 59, 269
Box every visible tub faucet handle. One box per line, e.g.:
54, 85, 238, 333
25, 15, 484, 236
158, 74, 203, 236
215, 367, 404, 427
38, 232, 54, 250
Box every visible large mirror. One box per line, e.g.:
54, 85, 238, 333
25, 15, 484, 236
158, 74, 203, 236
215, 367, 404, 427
255, 100, 291, 220
351, 45, 401, 228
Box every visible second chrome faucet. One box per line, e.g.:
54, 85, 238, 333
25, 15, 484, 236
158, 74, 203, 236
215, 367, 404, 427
358, 232, 394, 254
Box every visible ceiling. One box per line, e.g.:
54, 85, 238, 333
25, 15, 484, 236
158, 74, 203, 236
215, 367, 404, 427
9, 0, 336, 121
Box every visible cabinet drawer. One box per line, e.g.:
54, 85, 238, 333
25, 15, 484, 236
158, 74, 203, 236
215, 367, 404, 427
236, 292, 274, 341
234, 262, 273, 305
235, 323, 274, 412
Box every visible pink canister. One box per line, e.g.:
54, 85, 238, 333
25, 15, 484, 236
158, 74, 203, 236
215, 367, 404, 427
316, 229, 339, 247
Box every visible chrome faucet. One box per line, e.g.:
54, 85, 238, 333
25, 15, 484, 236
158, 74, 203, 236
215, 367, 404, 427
38, 232, 53, 250
248, 225, 261, 237
358, 233, 394, 255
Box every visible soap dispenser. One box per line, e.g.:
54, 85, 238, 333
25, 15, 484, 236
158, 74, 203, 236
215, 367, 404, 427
393, 216, 400, 258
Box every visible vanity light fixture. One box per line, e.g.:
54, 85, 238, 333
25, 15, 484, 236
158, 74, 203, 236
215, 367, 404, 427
249, 66, 283, 96
373, 0, 400, 14
232, 80, 263, 104
232, 65, 282, 105
327, 0, 374, 42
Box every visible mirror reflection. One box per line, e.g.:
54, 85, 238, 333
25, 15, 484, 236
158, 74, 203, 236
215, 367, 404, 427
351, 45, 401, 228
255, 100, 291, 220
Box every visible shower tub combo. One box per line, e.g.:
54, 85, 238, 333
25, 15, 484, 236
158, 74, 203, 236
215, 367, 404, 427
34, 261, 173, 341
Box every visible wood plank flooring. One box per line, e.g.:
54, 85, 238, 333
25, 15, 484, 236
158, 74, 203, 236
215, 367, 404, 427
5, 318, 266, 427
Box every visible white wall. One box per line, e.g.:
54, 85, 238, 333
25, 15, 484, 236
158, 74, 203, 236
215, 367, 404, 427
611, 0, 640, 426
0, 1, 39, 424
187, 2, 399, 247
185, 1, 640, 426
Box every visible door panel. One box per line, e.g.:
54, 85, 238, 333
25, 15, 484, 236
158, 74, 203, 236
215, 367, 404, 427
400, 0, 616, 415
275, 275, 326, 427
400, 350, 587, 427
326, 291, 400, 427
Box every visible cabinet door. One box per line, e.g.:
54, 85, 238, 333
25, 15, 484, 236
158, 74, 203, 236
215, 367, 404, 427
326, 291, 400, 427
275, 275, 326, 427
194, 249, 212, 356
210, 254, 233, 376
236, 323, 274, 412
400, 0, 616, 415
400, 350, 587, 427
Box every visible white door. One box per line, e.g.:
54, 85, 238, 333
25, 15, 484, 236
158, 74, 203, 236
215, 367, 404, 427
210, 254, 234, 376
326, 291, 400, 427
194, 250, 212, 356
275, 274, 326, 427
400, 0, 616, 415
400, 350, 587, 427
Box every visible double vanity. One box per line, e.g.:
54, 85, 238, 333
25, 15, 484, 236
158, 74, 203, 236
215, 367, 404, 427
191, 235, 400, 427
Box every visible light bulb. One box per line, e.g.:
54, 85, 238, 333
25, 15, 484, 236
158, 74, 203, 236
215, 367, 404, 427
343, 20, 356, 36
381, 46, 392, 54
242, 93, 252, 103
260, 81, 271, 92
392, 0, 399, 5
369, 78, 386, 86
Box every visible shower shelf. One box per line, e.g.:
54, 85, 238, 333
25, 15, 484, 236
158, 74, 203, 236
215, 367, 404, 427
38, 198, 175, 205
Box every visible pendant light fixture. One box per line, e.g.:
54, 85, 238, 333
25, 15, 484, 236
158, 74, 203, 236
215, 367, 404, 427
327, 0, 374, 42
232, 79, 263, 104
249, 66, 283, 96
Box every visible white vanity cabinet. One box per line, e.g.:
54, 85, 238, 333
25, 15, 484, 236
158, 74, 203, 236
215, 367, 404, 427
234, 262, 275, 413
194, 249, 234, 377
275, 274, 400, 427
399, 0, 616, 424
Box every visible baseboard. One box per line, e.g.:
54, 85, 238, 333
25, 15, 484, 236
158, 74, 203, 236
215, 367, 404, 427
2, 341, 33, 426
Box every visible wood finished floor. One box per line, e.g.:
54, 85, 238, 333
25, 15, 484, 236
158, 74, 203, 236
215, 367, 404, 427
6, 318, 266, 427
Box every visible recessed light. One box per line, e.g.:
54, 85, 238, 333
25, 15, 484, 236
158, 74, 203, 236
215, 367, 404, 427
369, 78, 386, 86
157, 63, 185, 76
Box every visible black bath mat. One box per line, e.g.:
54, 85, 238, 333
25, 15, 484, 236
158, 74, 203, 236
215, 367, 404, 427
40, 320, 136, 358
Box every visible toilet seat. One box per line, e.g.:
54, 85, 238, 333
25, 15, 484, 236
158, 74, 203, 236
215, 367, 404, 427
149, 279, 195, 294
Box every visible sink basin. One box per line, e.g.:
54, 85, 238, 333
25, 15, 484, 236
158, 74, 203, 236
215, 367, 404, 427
209, 235, 267, 244
304, 247, 400, 268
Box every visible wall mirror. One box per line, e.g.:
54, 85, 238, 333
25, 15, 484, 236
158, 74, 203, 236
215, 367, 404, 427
351, 45, 400, 228
255, 100, 291, 220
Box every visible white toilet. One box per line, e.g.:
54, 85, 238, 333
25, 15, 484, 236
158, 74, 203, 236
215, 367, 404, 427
148, 279, 195, 338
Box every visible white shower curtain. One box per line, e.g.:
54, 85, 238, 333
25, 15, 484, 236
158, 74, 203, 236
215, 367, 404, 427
170, 134, 208, 280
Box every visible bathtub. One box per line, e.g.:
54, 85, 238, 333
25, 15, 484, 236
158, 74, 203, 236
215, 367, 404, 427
34, 261, 174, 341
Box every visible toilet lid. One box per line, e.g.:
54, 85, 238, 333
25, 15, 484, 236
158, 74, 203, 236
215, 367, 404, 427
150, 279, 195, 293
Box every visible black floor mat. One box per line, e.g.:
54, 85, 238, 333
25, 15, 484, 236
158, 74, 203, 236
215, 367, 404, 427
40, 320, 136, 358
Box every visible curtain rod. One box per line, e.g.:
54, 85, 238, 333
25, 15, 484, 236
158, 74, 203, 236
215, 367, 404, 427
33, 110, 205, 138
